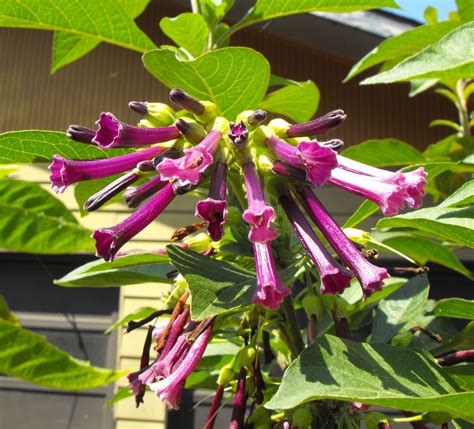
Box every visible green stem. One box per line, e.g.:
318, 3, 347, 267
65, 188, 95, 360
279, 296, 304, 360
190, 0, 200, 14
455, 79, 471, 138
228, 171, 247, 210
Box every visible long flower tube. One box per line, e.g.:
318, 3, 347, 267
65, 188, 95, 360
124, 174, 168, 208
286, 109, 347, 138
298, 187, 389, 295
279, 193, 353, 294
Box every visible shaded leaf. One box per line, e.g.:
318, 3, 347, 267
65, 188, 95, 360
0, 295, 19, 325
143, 47, 270, 119
0, 179, 93, 254
445, 365, 474, 391
431, 322, 474, 355
0, 319, 123, 389
434, 299, 474, 320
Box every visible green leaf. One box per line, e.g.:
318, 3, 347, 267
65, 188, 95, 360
51, 0, 150, 73
345, 22, 459, 81
105, 386, 134, 406
0, 167, 16, 178
0, 130, 130, 164
0, 318, 123, 389
0, 0, 155, 53
409, 79, 439, 97
105, 306, 159, 334
439, 180, 474, 208
434, 299, 474, 320
341, 138, 426, 167
430, 119, 462, 131
259, 80, 320, 123
381, 236, 473, 279
424, 6, 438, 24
445, 365, 474, 391
362, 23, 474, 84
371, 274, 430, 343
266, 335, 474, 423
232, 0, 399, 38
0, 179, 93, 254
55, 252, 173, 287
160, 13, 209, 58
457, 0, 474, 21
199, 0, 234, 27
142, 47, 270, 119
166, 245, 256, 320
431, 322, 474, 355
342, 200, 379, 228
0, 295, 19, 325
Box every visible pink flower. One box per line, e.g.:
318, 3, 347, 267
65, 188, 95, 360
296, 141, 338, 187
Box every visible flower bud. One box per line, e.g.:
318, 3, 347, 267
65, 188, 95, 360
169, 88, 205, 116
174, 118, 207, 144
217, 365, 235, 386
66, 125, 96, 144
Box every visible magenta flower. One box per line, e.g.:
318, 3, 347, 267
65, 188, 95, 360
195, 161, 228, 241
205, 384, 225, 429
228, 120, 249, 148
299, 188, 389, 295
286, 109, 347, 138
49, 145, 167, 193
149, 322, 213, 409
242, 162, 277, 243
93, 112, 180, 149
157, 130, 221, 187
266, 136, 338, 187
329, 168, 408, 216
252, 242, 290, 310
400, 167, 428, 208
230, 368, 247, 429
280, 194, 353, 294
92, 183, 176, 261
124, 175, 168, 208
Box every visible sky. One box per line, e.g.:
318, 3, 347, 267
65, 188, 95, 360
384, 0, 457, 23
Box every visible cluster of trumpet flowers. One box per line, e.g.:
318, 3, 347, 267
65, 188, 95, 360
49, 88, 427, 412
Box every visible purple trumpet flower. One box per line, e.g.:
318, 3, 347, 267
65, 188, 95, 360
230, 368, 247, 429
266, 136, 338, 187
66, 125, 96, 144
336, 156, 427, 209
195, 161, 228, 241
149, 322, 213, 409
329, 168, 408, 216
157, 130, 222, 187
242, 161, 277, 243
252, 242, 290, 310
92, 183, 176, 261
93, 112, 180, 149
280, 194, 353, 294
298, 188, 389, 295
49, 145, 167, 193
124, 175, 168, 208
286, 109, 347, 138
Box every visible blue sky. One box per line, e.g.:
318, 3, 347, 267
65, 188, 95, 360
385, 0, 457, 22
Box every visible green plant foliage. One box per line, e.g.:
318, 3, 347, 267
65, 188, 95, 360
457, 0, 474, 21
0, 0, 155, 53
0, 130, 130, 164
266, 335, 474, 423
143, 47, 270, 119
55, 252, 173, 287
342, 200, 379, 228
371, 274, 430, 343
199, 0, 234, 27
160, 13, 209, 58
0, 179, 93, 253
0, 318, 124, 389
259, 80, 320, 123
445, 365, 474, 391
362, 22, 474, 84
0, 295, 19, 324
434, 298, 474, 320
51, 0, 150, 73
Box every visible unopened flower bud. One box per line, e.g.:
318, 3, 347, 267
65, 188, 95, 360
248, 109, 268, 126
128, 101, 148, 115
169, 88, 205, 115
136, 160, 155, 172
66, 125, 96, 144
217, 366, 235, 386
321, 139, 344, 151
228, 120, 249, 148
174, 118, 207, 144
286, 109, 347, 138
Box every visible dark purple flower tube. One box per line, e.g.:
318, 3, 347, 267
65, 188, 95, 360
124, 175, 168, 208
279, 194, 353, 294
169, 88, 205, 115
286, 109, 347, 138
196, 161, 228, 241
272, 161, 307, 182
242, 162, 277, 243
49, 145, 167, 193
157, 130, 222, 187
92, 183, 176, 261
252, 242, 290, 310
230, 368, 247, 429
93, 112, 180, 149
66, 125, 96, 144
205, 384, 224, 429
298, 188, 389, 295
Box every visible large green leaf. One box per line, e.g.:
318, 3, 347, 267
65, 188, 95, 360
258, 80, 320, 123
199, 0, 234, 27
228, 0, 398, 39
0, 130, 130, 164
167, 245, 256, 320
142, 47, 270, 119
445, 365, 474, 391
342, 200, 379, 228
55, 252, 173, 287
371, 274, 430, 343
51, 0, 150, 73
434, 299, 474, 320
0, 179, 93, 254
345, 21, 460, 81
439, 180, 474, 208
362, 23, 474, 84
457, 0, 474, 21
0, 319, 123, 389
0, 0, 155, 53
341, 138, 425, 167
160, 13, 209, 58
265, 335, 474, 423
432, 322, 474, 355
381, 236, 473, 279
